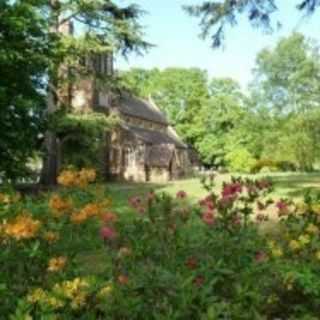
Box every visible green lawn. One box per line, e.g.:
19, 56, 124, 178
106, 172, 320, 214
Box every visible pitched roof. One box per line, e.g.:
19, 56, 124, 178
122, 124, 187, 149
117, 93, 168, 125
146, 145, 175, 167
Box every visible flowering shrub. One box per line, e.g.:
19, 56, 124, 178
3, 171, 320, 319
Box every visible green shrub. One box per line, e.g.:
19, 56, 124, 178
251, 159, 297, 174
3, 172, 320, 319
225, 147, 256, 173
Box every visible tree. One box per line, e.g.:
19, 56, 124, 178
193, 78, 247, 167
250, 33, 320, 170
184, 1, 320, 47
0, 1, 51, 181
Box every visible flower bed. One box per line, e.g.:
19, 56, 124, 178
1, 171, 320, 319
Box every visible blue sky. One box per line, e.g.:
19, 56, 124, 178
117, 0, 320, 90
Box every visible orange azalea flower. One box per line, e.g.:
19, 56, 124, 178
79, 168, 96, 183
4, 214, 41, 240
82, 203, 101, 218
70, 211, 89, 224
117, 275, 129, 285
57, 168, 96, 188
48, 257, 67, 272
57, 170, 77, 187
49, 195, 72, 217
43, 231, 60, 243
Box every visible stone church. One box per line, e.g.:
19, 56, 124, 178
66, 59, 194, 182
61, 24, 194, 183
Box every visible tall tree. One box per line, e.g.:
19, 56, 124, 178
250, 33, 320, 170
184, 1, 320, 47
0, 1, 51, 181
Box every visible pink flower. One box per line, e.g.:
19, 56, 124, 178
128, 196, 142, 209
176, 191, 187, 199
222, 182, 242, 199
100, 227, 118, 241
202, 211, 215, 226
276, 200, 289, 216
232, 215, 241, 226
199, 195, 215, 211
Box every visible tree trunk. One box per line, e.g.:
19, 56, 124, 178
40, 0, 60, 185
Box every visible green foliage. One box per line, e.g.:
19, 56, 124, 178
225, 148, 256, 173
3, 174, 320, 318
0, 0, 51, 181
184, 1, 320, 47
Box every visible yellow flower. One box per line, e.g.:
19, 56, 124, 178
0, 193, 11, 205
298, 234, 311, 246
296, 202, 308, 214
311, 204, 320, 215
47, 257, 67, 272
53, 278, 89, 299
97, 285, 113, 299
289, 240, 301, 251
306, 223, 319, 235
46, 296, 65, 309
27, 288, 48, 304
315, 251, 320, 261
43, 231, 60, 244
4, 214, 41, 240
70, 292, 87, 310
271, 247, 283, 258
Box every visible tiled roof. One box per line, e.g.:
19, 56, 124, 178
122, 124, 187, 149
117, 93, 168, 125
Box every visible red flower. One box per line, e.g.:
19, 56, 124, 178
255, 251, 268, 263
202, 211, 215, 226
193, 275, 205, 287
176, 191, 187, 199
186, 257, 198, 270
101, 212, 118, 225
100, 227, 118, 241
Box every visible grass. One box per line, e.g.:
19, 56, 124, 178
107, 172, 320, 212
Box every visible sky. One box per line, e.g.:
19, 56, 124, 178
117, 0, 320, 90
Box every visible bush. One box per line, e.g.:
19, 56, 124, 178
2, 171, 320, 319
251, 159, 297, 174
225, 148, 256, 173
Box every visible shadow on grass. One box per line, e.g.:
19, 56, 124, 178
267, 172, 320, 198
